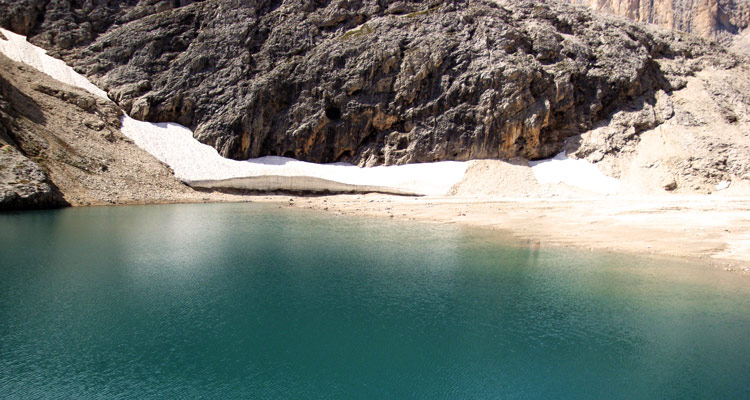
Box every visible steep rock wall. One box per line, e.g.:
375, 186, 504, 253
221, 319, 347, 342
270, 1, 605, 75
568, 0, 750, 45
0, 0, 735, 166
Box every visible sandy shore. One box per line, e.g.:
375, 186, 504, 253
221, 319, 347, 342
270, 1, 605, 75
252, 193, 750, 273
5, 28, 748, 272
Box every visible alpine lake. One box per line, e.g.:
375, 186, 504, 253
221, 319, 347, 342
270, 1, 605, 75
1, 203, 749, 399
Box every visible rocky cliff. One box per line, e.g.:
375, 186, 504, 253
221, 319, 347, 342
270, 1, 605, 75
0, 52, 208, 209
568, 0, 750, 46
0, 0, 735, 166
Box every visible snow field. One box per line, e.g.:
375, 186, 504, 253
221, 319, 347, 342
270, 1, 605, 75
120, 117, 467, 195
530, 152, 622, 195
1, 27, 621, 196
0, 28, 108, 99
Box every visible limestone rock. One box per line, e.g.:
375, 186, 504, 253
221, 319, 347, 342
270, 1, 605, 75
0, 74, 67, 210
568, 0, 750, 48
1, 0, 735, 166
567, 61, 750, 194
0, 53, 204, 209
0, 144, 68, 210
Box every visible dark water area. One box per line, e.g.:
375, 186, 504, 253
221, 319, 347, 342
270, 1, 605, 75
1, 203, 749, 399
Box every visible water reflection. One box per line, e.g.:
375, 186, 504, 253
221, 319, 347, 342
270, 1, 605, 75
1, 204, 749, 399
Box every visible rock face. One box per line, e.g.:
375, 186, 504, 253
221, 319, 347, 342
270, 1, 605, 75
1, 64, 68, 210
0, 0, 734, 167
0, 53, 206, 210
566, 60, 750, 193
568, 0, 750, 46
0, 145, 68, 210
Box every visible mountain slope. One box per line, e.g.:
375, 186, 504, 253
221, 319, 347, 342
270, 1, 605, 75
0, 52, 208, 209
0, 0, 736, 166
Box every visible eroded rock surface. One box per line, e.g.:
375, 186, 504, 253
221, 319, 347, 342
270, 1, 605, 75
567, 61, 750, 193
568, 0, 750, 47
0, 145, 68, 210
0, 53, 208, 210
0, 67, 68, 210
0, 0, 735, 166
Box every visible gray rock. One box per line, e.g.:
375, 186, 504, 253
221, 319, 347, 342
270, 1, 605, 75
0, 78, 67, 210
0, 64, 68, 211
0, 145, 68, 210
1, 0, 736, 166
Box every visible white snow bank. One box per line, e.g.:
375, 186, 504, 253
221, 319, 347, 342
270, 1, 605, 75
120, 117, 466, 195
4, 26, 623, 197
0, 28, 108, 98
0, 28, 467, 195
530, 152, 621, 195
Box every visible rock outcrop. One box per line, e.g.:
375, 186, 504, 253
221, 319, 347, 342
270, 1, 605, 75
0, 144, 68, 210
0, 53, 207, 210
1, 61, 69, 210
566, 60, 750, 193
0, 0, 735, 166
568, 0, 750, 47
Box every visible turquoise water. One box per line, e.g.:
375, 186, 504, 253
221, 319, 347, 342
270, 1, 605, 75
1, 203, 749, 399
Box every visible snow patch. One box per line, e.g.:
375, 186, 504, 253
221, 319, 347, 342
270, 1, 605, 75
530, 152, 621, 195
120, 117, 467, 195
716, 180, 731, 191
0, 28, 108, 98
0, 28, 467, 196
2, 27, 620, 197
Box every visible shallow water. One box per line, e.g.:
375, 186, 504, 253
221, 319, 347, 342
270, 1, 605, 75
1, 203, 748, 399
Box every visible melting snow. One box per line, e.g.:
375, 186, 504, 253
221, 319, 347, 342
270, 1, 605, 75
530, 152, 621, 195
716, 180, 731, 191
0, 27, 621, 196
0, 27, 466, 195
0, 28, 108, 98
120, 117, 467, 195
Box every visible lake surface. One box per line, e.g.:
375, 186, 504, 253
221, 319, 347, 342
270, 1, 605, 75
1, 203, 749, 399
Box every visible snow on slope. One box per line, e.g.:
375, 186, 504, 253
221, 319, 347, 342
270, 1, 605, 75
0, 27, 466, 195
0, 28, 108, 99
119, 117, 467, 195
0, 27, 621, 196
531, 152, 621, 195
